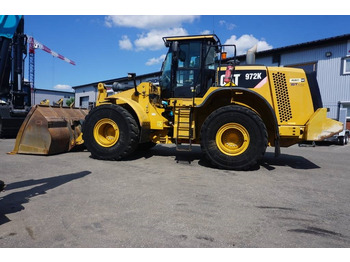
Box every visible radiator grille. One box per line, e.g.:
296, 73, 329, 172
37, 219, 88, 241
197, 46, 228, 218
272, 72, 292, 122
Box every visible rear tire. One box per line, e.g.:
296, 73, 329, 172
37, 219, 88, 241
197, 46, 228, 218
338, 134, 348, 145
346, 133, 349, 145
200, 105, 267, 170
83, 104, 139, 160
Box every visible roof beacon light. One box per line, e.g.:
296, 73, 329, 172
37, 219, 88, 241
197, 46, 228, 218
221, 51, 227, 60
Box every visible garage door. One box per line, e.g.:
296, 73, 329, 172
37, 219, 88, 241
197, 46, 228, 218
80, 96, 89, 108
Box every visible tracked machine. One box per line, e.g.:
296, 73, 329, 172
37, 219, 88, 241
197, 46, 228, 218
78, 34, 342, 170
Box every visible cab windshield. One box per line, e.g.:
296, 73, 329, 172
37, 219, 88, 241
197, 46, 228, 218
160, 51, 172, 98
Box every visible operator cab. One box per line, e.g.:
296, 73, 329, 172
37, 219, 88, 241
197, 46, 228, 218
160, 35, 226, 99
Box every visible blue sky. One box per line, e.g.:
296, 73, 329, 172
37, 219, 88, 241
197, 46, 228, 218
20, 15, 350, 91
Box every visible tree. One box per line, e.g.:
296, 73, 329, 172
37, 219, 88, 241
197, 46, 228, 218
66, 97, 75, 107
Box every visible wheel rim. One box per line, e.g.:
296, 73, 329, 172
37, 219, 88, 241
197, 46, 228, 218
216, 123, 250, 156
93, 118, 119, 147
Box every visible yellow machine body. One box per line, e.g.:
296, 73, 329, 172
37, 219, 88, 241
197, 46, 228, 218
96, 65, 342, 149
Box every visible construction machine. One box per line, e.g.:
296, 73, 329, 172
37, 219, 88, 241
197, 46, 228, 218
1, 15, 88, 154
79, 34, 342, 170
12, 34, 343, 170
0, 15, 31, 137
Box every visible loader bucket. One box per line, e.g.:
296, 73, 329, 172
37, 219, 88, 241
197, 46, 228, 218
10, 105, 89, 155
304, 108, 344, 141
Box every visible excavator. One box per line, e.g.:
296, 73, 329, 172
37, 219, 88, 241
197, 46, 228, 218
11, 34, 343, 170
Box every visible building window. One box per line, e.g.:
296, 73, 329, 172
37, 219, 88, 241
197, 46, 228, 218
340, 102, 350, 120
343, 57, 350, 75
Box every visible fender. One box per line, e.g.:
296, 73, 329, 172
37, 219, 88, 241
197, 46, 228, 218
198, 87, 280, 156
113, 96, 151, 143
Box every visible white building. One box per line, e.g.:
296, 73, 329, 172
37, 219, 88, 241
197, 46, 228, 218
32, 88, 74, 106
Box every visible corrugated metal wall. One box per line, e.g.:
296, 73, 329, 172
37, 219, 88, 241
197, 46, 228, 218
255, 41, 350, 119
33, 89, 74, 106
317, 57, 350, 119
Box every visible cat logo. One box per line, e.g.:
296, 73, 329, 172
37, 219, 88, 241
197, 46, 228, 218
220, 74, 241, 86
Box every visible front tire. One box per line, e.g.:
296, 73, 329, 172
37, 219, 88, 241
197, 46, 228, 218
200, 105, 267, 170
83, 104, 139, 160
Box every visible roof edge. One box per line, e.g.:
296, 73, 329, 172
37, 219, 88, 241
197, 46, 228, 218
237, 33, 350, 59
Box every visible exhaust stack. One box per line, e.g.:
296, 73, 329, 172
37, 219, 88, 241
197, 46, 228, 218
246, 44, 258, 65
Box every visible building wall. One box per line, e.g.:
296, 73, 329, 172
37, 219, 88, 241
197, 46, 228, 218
317, 57, 350, 118
281, 42, 346, 65
32, 89, 74, 106
74, 86, 96, 108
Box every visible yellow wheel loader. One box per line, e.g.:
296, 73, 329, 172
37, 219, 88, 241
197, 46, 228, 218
80, 34, 343, 170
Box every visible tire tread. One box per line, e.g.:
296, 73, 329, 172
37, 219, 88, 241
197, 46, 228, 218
83, 104, 139, 160
200, 105, 267, 170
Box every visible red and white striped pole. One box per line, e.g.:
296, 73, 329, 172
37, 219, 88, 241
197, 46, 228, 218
28, 36, 76, 65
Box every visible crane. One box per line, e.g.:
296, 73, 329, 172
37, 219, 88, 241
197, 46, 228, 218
28, 36, 76, 90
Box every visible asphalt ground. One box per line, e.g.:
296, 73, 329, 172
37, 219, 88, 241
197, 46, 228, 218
0, 138, 349, 249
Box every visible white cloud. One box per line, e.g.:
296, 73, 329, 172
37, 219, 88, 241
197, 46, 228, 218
224, 34, 273, 56
53, 84, 73, 91
200, 30, 211, 35
119, 35, 133, 50
256, 40, 273, 52
134, 28, 188, 51
107, 15, 196, 52
105, 15, 199, 30
219, 20, 236, 30
146, 54, 166, 66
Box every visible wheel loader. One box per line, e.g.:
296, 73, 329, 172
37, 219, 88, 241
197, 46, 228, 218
12, 34, 343, 170
81, 34, 342, 170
